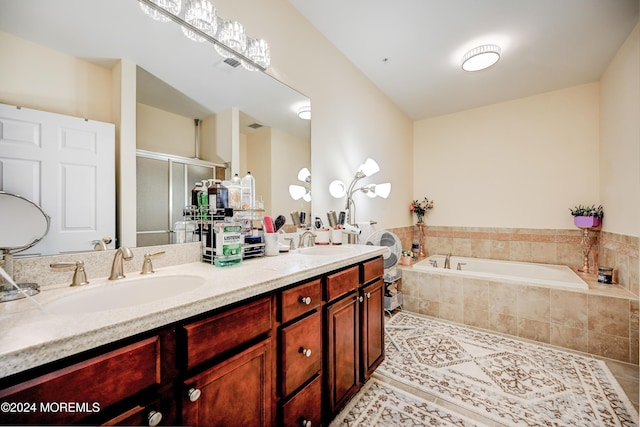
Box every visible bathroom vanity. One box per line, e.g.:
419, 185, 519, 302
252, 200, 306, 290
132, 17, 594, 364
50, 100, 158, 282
0, 245, 385, 426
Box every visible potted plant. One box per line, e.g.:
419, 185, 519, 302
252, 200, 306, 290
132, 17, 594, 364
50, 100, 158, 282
569, 204, 603, 228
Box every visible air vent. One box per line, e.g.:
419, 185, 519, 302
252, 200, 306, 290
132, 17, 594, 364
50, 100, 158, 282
248, 123, 263, 129
224, 57, 241, 68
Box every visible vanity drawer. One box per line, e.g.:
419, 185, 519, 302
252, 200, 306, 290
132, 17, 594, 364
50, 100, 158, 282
362, 256, 384, 284
280, 278, 321, 324
280, 311, 321, 398
280, 374, 322, 427
183, 296, 273, 370
0, 336, 161, 425
325, 266, 359, 302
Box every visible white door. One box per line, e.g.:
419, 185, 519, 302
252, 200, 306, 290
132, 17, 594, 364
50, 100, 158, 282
0, 103, 115, 255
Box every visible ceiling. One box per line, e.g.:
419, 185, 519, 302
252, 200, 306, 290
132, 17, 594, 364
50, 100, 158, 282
289, 0, 639, 120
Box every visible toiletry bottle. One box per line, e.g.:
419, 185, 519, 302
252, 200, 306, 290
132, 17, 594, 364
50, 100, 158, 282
198, 180, 209, 221
208, 180, 229, 211
228, 174, 241, 210
241, 171, 255, 211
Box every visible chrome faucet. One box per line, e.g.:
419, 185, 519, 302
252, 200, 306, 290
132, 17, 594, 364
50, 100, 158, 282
109, 246, 134, 280
298, 230, 317, 248
444, 253, 452, 269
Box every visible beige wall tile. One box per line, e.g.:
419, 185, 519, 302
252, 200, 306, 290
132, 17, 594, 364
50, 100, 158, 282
517, 318, 550, 343
550, 324, 588, 353
588, 330, 630, 362
489, 282, 518, 315
419, 275, 441, 301
440, 302, 463, 324
517, 286, 550, 322
489, 312, 518, 336
490, 240, 510, 259
588, 295, 630, 337
464, 308, 489, 330
550, 290, 588, 329
463, 279, 489, 311
440, 277, 463, 305
509, 240, 531, 262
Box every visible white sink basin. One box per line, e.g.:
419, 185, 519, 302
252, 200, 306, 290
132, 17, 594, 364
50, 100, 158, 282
44, 275, 206, 314
296, 246, 356, 256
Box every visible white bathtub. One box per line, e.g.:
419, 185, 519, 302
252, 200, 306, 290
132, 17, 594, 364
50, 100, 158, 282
413, 255, 588, 290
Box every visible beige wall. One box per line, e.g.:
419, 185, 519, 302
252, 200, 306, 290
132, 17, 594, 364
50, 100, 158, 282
0, 31, 112, 123
600, 22, 640, 238
137, 103, 196, 158
214, 0, 415, 230
414, 83, 600, 229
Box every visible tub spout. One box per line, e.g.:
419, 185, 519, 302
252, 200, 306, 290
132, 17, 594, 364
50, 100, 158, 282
444, 253, 452, 269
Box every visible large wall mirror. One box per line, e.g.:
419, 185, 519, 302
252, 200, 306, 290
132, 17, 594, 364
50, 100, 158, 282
0, 0, 311, 253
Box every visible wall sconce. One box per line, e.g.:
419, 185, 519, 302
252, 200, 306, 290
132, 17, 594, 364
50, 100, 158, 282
289, 167, 311, 201
329, 158, 391, 242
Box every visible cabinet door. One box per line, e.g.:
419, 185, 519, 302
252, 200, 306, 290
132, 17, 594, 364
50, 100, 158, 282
325, 293, 359, 417
182, 339, 273, 427
360, 279, 384, 380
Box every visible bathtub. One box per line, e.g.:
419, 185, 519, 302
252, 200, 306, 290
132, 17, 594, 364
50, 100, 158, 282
413, 255, 588, 290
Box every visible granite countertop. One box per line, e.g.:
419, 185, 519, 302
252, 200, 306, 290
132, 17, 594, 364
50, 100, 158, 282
0, 245, 386, 379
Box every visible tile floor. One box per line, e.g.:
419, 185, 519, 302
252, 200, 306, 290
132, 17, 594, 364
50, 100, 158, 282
374, 311, 639, 426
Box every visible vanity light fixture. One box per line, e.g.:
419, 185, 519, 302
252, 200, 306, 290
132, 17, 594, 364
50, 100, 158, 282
181, 0, 216, 43
139, 0, 182, 22
461, 44, 501, 71
297, 106, 311, 120
137, 0, 270, 71
215, 19, 247, 59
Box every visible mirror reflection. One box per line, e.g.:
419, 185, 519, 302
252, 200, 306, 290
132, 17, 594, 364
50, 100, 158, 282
0, 0, 311, 252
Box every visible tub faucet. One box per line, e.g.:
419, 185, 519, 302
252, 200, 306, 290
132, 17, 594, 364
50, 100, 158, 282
444, 253, 452, 269
109, 246, 134, 280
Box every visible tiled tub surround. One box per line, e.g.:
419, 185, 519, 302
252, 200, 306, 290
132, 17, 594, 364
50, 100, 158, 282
391, 225, 639, 296
400, 265, 638, 364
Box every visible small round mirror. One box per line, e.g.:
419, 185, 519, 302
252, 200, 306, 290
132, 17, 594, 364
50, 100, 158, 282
0, 191, 50, 253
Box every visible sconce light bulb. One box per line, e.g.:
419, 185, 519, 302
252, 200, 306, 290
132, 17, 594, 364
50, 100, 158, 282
358, 158, 380, 177
329, 180, 347, 198
297, 167, 311, 183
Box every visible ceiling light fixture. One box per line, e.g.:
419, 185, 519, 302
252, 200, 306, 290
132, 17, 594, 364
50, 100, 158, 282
297, 106, 311, 120
461, 44, 501, 72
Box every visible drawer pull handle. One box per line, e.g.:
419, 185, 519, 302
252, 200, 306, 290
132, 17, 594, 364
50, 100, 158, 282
300, 347, 312, 358
365, 292, 371, 299
358, 295, 364, 303
148, 410, 163, 426
188, 387, 202, 402
299, 296, 312, 305
301, 419, 312, 427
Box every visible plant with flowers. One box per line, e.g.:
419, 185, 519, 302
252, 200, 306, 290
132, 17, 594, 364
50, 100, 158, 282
409, 197, 434, 223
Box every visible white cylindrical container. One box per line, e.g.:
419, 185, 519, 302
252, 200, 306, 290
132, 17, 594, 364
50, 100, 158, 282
264, 233, 279, 256
241, 172, 255, 211
228, 174, 242, 210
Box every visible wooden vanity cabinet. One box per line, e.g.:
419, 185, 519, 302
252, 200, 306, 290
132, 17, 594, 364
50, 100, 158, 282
0, 333, 172, 426
324, 256, 384, 420
277, 278, 323, 427
179, 295, 275, 427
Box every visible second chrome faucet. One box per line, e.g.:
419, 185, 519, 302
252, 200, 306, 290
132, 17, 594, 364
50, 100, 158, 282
109, 247, 134, 280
